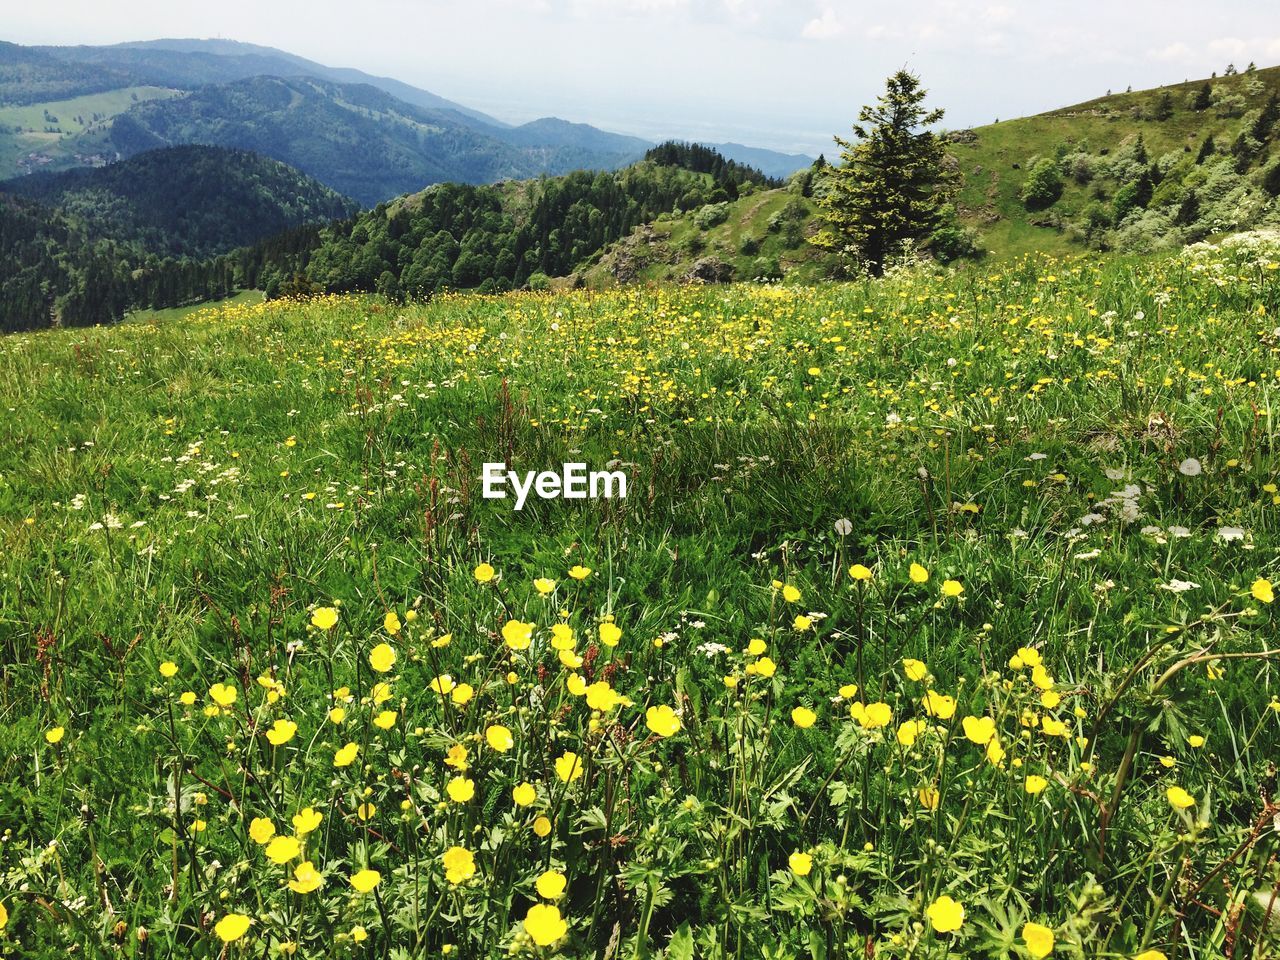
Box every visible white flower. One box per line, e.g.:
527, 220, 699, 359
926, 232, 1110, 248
1167, 525, 1191, 538
833, 518, 852, 536
1074, 549, 1102, 560
1104, 467, 1126, 480
696, 642, 730, 658
1160, 579, 1200, 593
1217, 526, 1245, 543
1178, 458, 1203, 477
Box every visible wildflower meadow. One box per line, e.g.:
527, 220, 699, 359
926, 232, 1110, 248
2, 236, 1280, 958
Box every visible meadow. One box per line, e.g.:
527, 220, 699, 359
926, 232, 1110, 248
1, 233, 1280, 959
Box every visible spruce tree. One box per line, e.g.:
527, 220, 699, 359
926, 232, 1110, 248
1192, 82, 1212, 111
812, 70, 955, 276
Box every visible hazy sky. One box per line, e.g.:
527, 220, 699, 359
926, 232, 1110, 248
9, 1, 1280, 155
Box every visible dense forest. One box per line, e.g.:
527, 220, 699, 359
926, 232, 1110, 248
0, 194, 239, 333
1, 146, 358, 258
246, 158, 759, 299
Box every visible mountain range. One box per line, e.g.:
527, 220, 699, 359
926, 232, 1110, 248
0, 38, 814, 203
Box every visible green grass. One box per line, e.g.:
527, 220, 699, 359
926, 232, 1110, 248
124, 290, 264, 325
0, 86, 180, 178
2, 240, 1280, 958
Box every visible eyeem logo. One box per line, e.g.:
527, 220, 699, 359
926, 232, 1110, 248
482, 462, 627, 511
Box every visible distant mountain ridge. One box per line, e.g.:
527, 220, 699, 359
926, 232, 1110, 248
1, 38, 814, 199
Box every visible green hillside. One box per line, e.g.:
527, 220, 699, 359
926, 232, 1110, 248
585, 64, 1280, 271
947, 63, 1280, 256
0, 85, 180, 178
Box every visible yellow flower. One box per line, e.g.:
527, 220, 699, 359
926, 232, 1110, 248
352, 926, 368, 943
502, 620, 533, 650
334, 742, 359, 767
754, 656, 777, 678
443, 846, 476, 885
909, 562, 930, 584
292, 807, 322, 835
746, 637, 767, 656
1024, 775, 1049, 795
645, 705, 682, 738
534, 577, 557, 595
555, 751, 584, 783
568, 565, 592, 580
45, 726, 66, 745
1030, 665, 1054, 691
558, 648, 584, 669
536, 869, 567, 899
451, 683, 475, 706
923, 690, 956, 720
838, 683, 859, 699
357, 802, 376, 820
249, 818, 275, 844
209, 683, 237, 708
1166, 785, 1196, 810
265, 719, 297, 746
918, 786, 940, 810
782, 584, 801, 602
374, 710, 397, 730
445, 743, 469, 770
853, 701, 893, 729
926, 895, 965, 934
383, 611, 401, 635
310, 607, 339, 630
791, 706, 817, 729
941, 579, 964, 598
896, 719, 928, 747
962, 715, 995, 745
1022, 921, 1055, 958
486, 724, 515, 751
533, 815, 552, 836
265, 835, 301, 865
599, 622, 622, 647
447, 777, 475, 803
473, 562, 495, 583
567, 674, 588, 696
1252, 578, 1274, 604
788, 852, 813, 876
350, 868, 381, 893
585, 681, 620, 711
513, 782, 537, 806
179, 691, 196, 706
902, 658, 928, 681
369, 642, 396, 673
1187, 734, 1205, 748
431, 674, 456, 696
0, 902, 7, 932
793, 614, 812, 631
214, 913, 252, 942
523, 904, 567, 947
288, 861, 324, 894
986, 738, 1006, 766
849, 563, 872, 581
551, 624, 576, 650
159, 661, 178, 678
1134, 952, 1168, 960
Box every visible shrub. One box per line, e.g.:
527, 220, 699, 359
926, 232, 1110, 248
1020, 157, 1064, 210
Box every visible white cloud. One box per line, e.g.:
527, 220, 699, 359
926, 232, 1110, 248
802, 7, 843, 40
1149, 41, 1194, 61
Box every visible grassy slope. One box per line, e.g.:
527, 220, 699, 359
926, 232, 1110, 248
948, 65, 1280, 257
0, 85, 179, 178
582, 185, 831, 286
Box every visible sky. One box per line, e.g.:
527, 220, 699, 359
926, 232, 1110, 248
8, 1, 1280, 156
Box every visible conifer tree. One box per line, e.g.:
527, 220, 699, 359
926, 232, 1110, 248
812, 70, 955, 276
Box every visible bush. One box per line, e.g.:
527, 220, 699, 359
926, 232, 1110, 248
526, 272, 551, 291
927, 225, 981, 263
1020, 157, 1064, 211
694, 203, 731, 229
